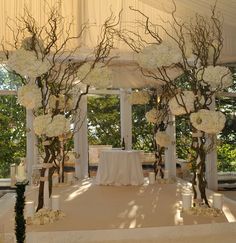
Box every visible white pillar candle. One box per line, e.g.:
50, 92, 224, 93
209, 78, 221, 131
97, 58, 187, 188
213, 193, 223, 210
51, 195, 60, 211
52, 173, 59, 186
182, 193, 192, 210
65, 172, 74, 184
16, 162, 26, 182
148, 172, 155, 184
164, 170, 169, 179
25, 201, 35, 218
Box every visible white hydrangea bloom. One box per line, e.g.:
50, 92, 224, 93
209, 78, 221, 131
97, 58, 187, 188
17, 83, 42, 110
130, 90, 150, 105
77, 62, 112, 89
155, 131, 171, 147
190, 109, 226, 134
46, 114, 70, 137
33, 114, 52, 136
145, 108, 165, 124
48, 94, 66, 111
7, 49, 51, 78
136, 42, 182, 69
197, 66, 233, 90
169, 91, 195, 116
145, 108, 158, 123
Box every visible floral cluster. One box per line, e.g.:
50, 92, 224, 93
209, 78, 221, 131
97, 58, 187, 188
48, 94, 73, 111
185, 205, 222, 217
198, 66, 233, 90
33, 114, 70, 137
17, 83, 42, 110
7, 48, 50, 78
26, 208, 66, 225
190, 109, 226, 134
168, 91, 195, 116
136, 42, 182, 69
155, 131, 171, 147
77, 62, 112, 89
145, 108, 165, 124
130, 90, 150, 104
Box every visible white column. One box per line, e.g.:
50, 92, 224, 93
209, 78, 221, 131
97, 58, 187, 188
120, 89, 132, 150
164, 114, 176, 178
74, 95, 88, 179
206, 96, 218, 190
26, 109, 37, 184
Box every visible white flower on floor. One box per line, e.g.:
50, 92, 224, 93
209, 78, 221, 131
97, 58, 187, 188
7, 49, 51, 78
190, 109, 226, 134
130, 90, 150, 104
168, 91, 195, 116
155, 131, 171, 147
136, 42, 182, 69
77, 62, 112, 89
197, 66, 233, 90
27, 208, 66, 225
17, 83, 42, 110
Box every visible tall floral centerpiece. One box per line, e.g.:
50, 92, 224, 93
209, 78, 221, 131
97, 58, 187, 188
3, 5, 116, 211
115, 3, 233, 205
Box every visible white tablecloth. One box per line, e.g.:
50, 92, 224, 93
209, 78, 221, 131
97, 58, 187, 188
96, 150, 144, 185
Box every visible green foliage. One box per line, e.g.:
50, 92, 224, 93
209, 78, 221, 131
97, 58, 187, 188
132, 104, 154, 152
15, 181, 28, 243
217, 143, 236, 172
87, 95, 121, 147
0, 95, 26, 178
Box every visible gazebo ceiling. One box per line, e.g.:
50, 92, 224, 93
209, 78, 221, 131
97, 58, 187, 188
0, 0, 235, 88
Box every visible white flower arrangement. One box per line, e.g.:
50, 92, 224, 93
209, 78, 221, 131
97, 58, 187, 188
136, 42, 182, 69
168, 91, 195, 116
185, 205, 222, 217
33, 114, 52, 136
17, 83, 42, 110
155, 131, 172, 147
145, 108, 165, 124
130, 90, 150, 104
197, 66, 233, 90
46, 114, 71, 137
26, 208, 65, 225
190, 109, 226, 134
48, 94, 66, 111
77, 62, 112, 89
145, 108, 158, 123
33, 114, 71, 137
7, 48, 51, 78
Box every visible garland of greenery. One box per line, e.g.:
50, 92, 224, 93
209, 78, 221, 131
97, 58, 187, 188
15, 180, 28, 243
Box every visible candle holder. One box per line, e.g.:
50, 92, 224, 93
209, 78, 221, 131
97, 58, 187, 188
15, 179, 29, 243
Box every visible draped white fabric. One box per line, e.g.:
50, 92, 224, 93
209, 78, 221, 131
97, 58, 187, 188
96, 150, 144, 185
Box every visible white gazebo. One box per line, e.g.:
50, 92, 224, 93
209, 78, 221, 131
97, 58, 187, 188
0, 0, 236, 190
